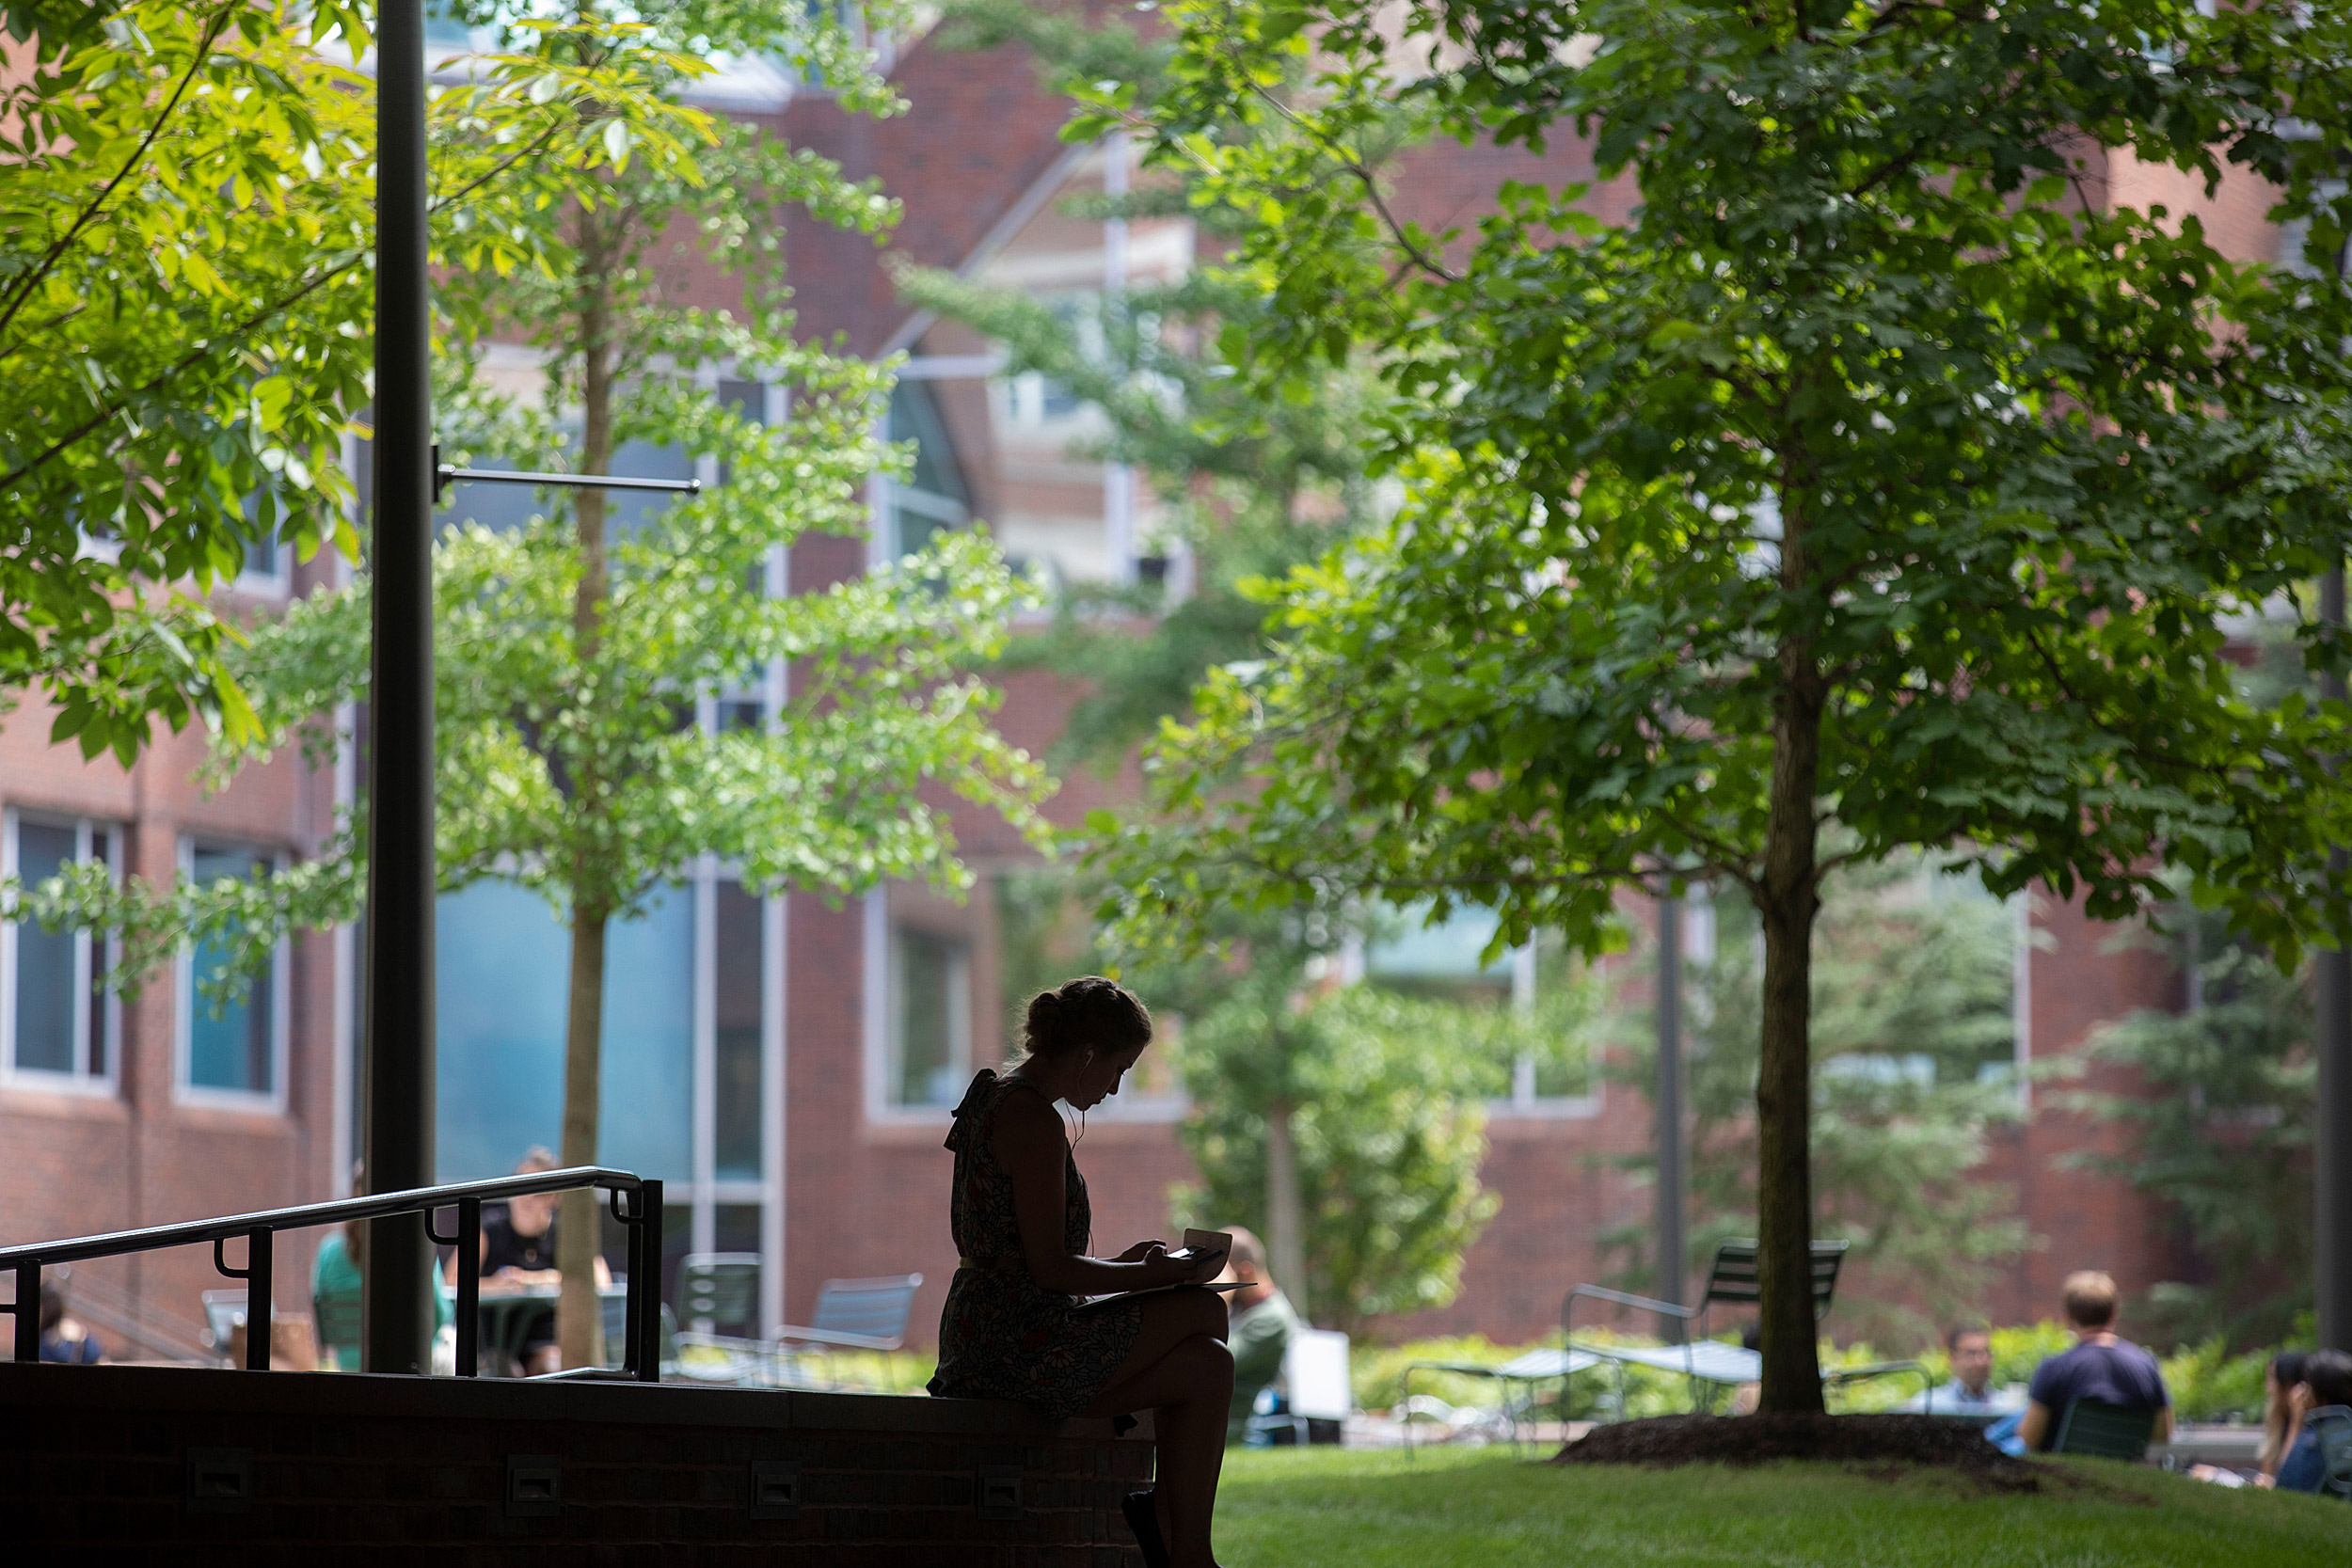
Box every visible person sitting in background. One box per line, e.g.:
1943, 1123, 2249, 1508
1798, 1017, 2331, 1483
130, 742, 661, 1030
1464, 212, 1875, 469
38, 1277, 103, 1364
315, 1164, 453, 1370
1926, 1323, 2010, 1415
2272, 1348, 2352, 1494
1218, 1227, 1302, 1445
2260, 1351, 2311, 1483
450, 1147, 609, 1376
1996, 1271, 2171, 1454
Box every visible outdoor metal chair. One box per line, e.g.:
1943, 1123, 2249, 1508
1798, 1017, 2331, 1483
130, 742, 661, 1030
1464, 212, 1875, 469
680, 1253, 761, 1334
2049, 1398, 2158, 1462
313, 1286, 363, 1371
1400, 1346, 1602, 1452
1559, 1239, 1925, 1418
199, 1289, 246, 1366
677, 1273, 923, 1390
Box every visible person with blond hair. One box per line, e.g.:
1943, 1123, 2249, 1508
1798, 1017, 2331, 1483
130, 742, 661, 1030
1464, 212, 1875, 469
2005, 1271, 2171, 1453
1216, 1227, 1302, 1444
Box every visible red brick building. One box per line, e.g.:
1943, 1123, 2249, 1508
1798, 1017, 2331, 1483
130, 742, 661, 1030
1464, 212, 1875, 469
0, 20, 2287, 1362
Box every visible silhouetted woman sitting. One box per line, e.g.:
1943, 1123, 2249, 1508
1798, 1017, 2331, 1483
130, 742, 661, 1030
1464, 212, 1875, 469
929, 975, 1232, 1568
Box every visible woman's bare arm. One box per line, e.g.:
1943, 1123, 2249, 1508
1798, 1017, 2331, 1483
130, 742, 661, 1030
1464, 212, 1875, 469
994, 1089, 1202, 1296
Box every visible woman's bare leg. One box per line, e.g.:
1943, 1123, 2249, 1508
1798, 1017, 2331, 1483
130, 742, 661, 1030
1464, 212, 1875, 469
1079, 1289, 1234, 1567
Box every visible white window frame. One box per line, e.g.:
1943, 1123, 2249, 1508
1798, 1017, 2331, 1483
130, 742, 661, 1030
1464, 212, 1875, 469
173, 837, 291, 1113
1, 810, 121, 1097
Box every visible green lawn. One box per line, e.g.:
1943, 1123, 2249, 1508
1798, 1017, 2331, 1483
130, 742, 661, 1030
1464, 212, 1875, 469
1214, 1446, 2348, 1567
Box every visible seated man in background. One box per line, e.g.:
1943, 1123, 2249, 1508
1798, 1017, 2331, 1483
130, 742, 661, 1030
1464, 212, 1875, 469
2272, 1348, 2352, 1494
1219, 1227, 1302, 1444
1920, 1322, 2011, 1415
38, 1278, 103, 1364
2006, 1271, 2171, 1453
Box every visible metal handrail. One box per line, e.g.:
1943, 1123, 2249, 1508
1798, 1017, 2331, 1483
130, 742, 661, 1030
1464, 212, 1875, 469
0, 1166, 663, 1381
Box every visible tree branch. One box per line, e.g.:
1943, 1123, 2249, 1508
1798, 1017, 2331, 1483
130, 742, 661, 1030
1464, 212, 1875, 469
0, 1, 240, 352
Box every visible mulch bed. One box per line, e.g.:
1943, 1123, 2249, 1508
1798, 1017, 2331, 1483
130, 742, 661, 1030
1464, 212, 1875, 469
1554, 1414, 2046, 1490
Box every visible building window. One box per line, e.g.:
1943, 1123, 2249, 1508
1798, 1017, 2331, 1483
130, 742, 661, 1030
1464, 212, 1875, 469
3, 814, 118, 1088
713, 879, 765, 1180
178, 841, 288, 1105
884, 380, 970, 559
890, 927, 969, 1107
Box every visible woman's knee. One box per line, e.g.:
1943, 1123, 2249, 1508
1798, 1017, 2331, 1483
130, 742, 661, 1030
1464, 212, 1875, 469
1184, 1288, 1229, 1342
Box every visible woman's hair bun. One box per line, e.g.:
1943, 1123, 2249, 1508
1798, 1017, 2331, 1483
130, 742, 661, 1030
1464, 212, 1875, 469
1021, 975, 1151, 1059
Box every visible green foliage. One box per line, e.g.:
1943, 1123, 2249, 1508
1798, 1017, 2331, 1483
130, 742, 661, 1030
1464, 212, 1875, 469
902, 0, 1383, 769
2058, 914, 2314, 1350
1605, 863, 2029, 1346
1169, 981, 1521, 1336
0, 0, 700, 763
1090, 0, 2352, 1404
30, 1, 1050, 1004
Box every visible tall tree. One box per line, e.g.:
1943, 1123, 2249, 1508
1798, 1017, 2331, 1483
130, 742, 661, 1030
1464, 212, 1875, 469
0, 0, 670, 760
1095, 0, 2352, 1409
41, 2, 1054, 1369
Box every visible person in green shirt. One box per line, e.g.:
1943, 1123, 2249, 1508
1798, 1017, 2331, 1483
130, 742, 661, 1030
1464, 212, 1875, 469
1220, 1227, 1303, 1444
312, 1203, 453, 1370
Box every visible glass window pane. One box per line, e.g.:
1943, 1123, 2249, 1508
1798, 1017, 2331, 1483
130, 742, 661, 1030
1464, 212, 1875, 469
893, 929, 963, 1106
188, 846, 271, 1093
13, 822, 76, 1073
432, 880, 692, 1184
714, 882, 764, 1180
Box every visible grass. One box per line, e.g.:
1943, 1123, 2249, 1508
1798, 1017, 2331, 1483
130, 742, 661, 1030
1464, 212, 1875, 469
1214, 1446, 2348, 1567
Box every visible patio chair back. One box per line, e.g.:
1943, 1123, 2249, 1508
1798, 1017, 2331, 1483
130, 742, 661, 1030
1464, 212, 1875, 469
1696, 1240, 1848, 1335
596, 1291, 679, 1370
2050, 1398, 2157, 1461
681, 1252, 760, 1333
199, 1289, 246, 1363
2304, 1403, 2352, 1499
313, 1287, 363, 1370
808, 1275, 923, 1348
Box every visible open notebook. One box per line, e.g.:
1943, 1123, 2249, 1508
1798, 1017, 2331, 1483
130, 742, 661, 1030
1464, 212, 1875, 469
1074, 1229, 1245, 1311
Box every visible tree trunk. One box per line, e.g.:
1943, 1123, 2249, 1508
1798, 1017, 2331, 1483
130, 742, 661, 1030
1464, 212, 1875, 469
1265, 1097, 1306, 1318
557, 903, 609, 1370
1756, 482, 1827, 1415
554, 201, 615, 1373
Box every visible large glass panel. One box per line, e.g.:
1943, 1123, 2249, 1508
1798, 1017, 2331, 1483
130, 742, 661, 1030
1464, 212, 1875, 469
188, 846, 272, 1093
714, 881, 764, 1180
13, 822, 75, 1073
891, 928, 965, 1106
434, 880, 692, 1184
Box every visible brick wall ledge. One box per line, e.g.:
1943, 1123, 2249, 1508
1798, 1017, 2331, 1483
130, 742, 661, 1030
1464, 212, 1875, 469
0, 1357, 1122, 1434
0, 1359, 1154, 1562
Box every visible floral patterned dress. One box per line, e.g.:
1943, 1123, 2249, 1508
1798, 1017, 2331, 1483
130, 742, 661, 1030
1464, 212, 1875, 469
927, 1069, 1144, 1417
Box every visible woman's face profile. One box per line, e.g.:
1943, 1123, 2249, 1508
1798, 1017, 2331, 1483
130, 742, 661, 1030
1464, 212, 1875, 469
1069, 1040, 1148, 1109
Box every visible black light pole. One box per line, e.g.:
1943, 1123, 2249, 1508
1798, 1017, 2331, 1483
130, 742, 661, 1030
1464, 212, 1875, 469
362, 0, 437, 1374
1657, 894, 1686, 1339
2321, 566, 2352, 1354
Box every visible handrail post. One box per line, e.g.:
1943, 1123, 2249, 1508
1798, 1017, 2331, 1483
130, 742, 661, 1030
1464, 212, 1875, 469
637, 1180, 663, 1382
617, 1187, 643, 1380
246, 1229, 274, 1370
11, 1261, 37, 1362
456, 1197, 480, 1377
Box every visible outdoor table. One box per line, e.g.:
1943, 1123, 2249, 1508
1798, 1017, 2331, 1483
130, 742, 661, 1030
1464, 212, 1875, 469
473, 1284, 629, 1375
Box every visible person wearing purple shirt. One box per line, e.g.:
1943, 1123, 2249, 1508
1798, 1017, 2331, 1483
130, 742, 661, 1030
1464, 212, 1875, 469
2010, 1271, 2171, 1453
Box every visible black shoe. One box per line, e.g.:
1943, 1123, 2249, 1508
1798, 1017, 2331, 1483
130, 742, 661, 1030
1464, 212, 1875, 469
1120, 1489, 1172, 1568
